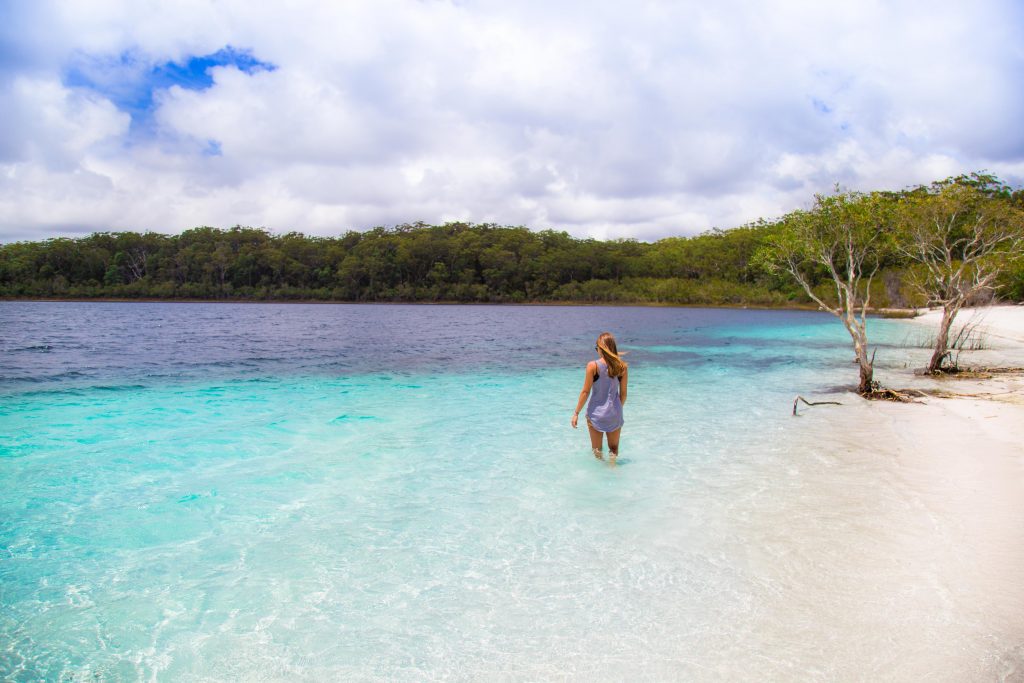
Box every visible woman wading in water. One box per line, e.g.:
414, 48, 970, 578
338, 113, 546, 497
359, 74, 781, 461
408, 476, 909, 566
571, 332, 628, 463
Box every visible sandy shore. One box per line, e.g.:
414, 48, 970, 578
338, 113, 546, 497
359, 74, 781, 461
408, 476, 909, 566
904, 304, 1024, 404
912, 302, 1024, 345
772, 305, 1024, 679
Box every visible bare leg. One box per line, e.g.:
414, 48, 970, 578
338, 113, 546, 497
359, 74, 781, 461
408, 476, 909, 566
606, 428, 622, 465
586, 420, 604, 459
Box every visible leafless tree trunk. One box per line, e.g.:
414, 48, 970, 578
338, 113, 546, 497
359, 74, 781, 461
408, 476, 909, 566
125, 248, 148, 283
928, 305, 958, 371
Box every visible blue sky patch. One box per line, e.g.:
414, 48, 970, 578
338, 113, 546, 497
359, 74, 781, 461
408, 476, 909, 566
153, 47, 275, 92
64, 46, 275, 133
811, 97, 833, 115
203, 139, 223, 157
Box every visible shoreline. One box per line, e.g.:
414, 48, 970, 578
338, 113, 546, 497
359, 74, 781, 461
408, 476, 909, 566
0, 296, 823, 312
873, 304, 1024, 427
772, 304, 1024, 678
0, 295, 925, 315
909, 303, 1024, 345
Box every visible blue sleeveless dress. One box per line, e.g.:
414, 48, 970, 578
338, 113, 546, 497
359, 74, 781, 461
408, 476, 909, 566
586, 359, 624, 433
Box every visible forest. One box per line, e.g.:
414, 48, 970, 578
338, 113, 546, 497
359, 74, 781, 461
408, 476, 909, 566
2, 175, 1022, 308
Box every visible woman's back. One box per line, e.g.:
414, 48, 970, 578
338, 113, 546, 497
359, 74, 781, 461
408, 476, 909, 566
586, 359, 623, 432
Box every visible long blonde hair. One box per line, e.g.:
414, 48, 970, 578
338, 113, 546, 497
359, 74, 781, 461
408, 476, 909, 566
596, 332, 627, 378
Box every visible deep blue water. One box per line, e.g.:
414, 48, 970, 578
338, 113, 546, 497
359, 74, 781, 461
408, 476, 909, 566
1, 302, 864, 389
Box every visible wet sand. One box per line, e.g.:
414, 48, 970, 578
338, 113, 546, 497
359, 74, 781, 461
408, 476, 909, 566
766, 305, 1024, 679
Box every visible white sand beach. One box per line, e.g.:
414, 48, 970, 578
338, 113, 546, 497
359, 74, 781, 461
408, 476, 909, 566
763, 305, 1024, 679
904, 304, 1024, 403
912, 303, 1024, 346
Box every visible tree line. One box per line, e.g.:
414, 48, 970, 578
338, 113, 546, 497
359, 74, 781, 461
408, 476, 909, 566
0, 222, 805, 306
2, 175, 1022, 316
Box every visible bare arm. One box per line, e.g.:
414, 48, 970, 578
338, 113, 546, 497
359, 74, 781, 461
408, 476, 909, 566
619, 367, 628, 406
571, 362, 596, 428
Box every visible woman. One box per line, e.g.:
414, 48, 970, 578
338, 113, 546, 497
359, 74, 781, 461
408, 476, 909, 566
571, 332, 628, 462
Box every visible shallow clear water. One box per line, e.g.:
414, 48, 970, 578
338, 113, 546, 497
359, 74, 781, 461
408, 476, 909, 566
3, 302, 1018, 680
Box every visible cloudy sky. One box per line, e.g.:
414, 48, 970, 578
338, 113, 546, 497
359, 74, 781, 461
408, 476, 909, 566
1, 1, 1023, 243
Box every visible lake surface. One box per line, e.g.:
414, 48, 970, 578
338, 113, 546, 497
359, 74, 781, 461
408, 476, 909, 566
2, 302, 1016, 680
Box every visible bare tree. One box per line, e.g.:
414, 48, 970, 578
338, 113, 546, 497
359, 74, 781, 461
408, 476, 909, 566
124, 247, 148, 283
897, 175, 1024, 373
759, 191, 895, 395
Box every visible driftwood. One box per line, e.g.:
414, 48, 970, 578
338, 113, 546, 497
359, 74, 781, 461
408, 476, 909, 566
916, 388, 1016, 400
792, 395, 843, 416
793, 364, 1023, 412
792, 388, 925, 413
923, 366, 1024, 379
862, 387, 926, 402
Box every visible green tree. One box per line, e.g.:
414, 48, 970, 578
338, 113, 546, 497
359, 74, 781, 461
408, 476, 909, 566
897, 174, 1024, 372
757, 191, 896, 394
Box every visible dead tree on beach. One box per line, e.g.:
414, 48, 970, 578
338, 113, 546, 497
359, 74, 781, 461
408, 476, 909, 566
897, 174, 1024, 373
758, 190, 895, 396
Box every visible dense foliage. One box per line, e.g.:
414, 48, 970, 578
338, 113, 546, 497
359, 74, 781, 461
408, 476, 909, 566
2, 177, 1022, 307
0, 222, 806, 305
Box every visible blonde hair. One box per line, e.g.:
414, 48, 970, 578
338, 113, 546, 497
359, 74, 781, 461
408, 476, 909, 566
596, 332, 627, 378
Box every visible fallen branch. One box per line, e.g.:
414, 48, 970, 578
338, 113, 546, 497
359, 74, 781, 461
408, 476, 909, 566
792, 395, 843, 416
926, 366, 1024, 379
918, 367, 991, 379
862, 387, 926, 402
913, 388, 1019, 400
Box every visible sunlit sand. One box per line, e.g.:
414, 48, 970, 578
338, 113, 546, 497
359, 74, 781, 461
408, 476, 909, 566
760, 305, 1024, 679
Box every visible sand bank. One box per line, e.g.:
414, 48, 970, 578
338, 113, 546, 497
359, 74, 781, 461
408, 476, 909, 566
910, 302, 1024, 345
764, 305, 1024, 679
902, 304, 1024, 405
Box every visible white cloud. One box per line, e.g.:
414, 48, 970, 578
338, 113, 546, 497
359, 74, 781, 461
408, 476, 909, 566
1, 0, 1023, 242
1, 76, 129, 165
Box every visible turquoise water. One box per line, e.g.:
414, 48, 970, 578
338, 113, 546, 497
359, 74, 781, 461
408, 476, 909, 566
1, 303, 909, 679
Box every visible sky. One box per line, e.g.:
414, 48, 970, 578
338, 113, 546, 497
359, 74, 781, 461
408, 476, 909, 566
1, 0, 1023, 243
